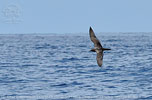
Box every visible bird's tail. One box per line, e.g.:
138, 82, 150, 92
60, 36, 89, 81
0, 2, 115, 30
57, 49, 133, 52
102, 48, 111, 51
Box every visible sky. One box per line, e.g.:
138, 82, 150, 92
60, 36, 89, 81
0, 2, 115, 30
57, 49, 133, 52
0, 0, 152, 34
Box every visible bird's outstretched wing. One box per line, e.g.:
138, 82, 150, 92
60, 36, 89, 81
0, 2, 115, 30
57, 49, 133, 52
89, 27, 102, 49
96, 51, 103, 67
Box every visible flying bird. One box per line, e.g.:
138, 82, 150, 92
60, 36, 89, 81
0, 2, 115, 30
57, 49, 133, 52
89, 27, 111, 67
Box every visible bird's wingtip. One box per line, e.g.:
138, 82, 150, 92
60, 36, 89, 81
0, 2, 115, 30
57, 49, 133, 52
90, 26, 92, 30
98, 64, 102, 67
89, 26, 93, 32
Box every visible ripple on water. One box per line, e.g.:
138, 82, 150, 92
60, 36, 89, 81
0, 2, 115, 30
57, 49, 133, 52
0, 34, 152, 100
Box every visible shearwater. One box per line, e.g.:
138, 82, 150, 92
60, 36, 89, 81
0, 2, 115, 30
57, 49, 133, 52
89, 27, 111, 67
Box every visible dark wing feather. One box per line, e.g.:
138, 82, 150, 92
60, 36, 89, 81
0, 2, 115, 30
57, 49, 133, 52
89, 27, 102, 48
96, 51, 103, 67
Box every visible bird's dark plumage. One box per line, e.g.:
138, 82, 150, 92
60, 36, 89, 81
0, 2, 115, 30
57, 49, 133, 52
89, 27, 102, 49
89, 27, 111, 67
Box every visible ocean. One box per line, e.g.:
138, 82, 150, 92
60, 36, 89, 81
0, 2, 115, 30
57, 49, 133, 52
0, 33, 152, 100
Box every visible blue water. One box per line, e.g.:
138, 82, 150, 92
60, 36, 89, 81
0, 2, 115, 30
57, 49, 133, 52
0, 33, 152, 100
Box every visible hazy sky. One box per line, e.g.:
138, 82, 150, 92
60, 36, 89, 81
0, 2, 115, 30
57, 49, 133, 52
0, 0, 152, 33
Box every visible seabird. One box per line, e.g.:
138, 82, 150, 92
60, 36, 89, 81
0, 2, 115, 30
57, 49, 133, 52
89, 27, 111, 67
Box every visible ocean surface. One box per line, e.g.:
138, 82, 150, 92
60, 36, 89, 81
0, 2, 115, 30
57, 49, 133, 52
0, 33, 152, 100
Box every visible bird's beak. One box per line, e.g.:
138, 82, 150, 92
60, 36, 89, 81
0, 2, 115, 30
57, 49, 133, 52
89, 50, 93, 52
90, 49, 96, 52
